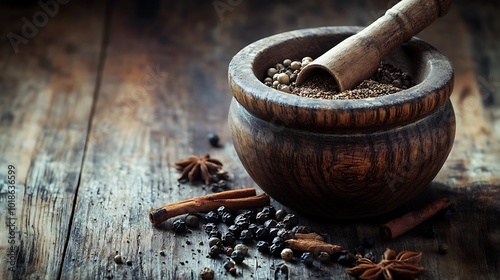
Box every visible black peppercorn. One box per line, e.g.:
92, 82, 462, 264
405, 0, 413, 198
269, 241, 288, 257
227, 224, 241, 237
241, 210, 255, 221
264, 219, 278, 229
268, 227, 280, 238
205, 211, 219, 223
203, 223, 217, 234
235, 218, 250, 230
255, 211, 270, 224
261, 206, 276, 217
208, 237, 222, 248
217, 206, 227, 216
221, 212, 235, 225
208, 244, 222, 258
292, 225, 311, 234
222, 232, 236, 246
317, 251, 330, 262
338, 252, 357, 267
272, 236, 283, 245
275, 209, 288, 221
277, 229, 295, 240
239, 229, 254, 244
282, 214, 299, 229
256, 241, 270, 254
248, 223, 259, 234
301, 252, 314, 266
230, 250, 245, 264
207, 132, 220, 147
208, 229, 221, 239
276, 221, 286, 229
255, 227, 269, 240
363, 251, 377, 262
172, 219, 187, 233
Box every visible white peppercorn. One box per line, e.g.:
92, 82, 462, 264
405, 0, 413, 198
277, 73, 290, 84
280, 248, 294, 261
267, 67, 278, 77
283, 59, 292, 67
290, 61, 301, 70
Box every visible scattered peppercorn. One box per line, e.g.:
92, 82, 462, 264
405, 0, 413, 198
317, 251, 331, 262
280, 248, 294, 261
205, 211, 219, 223
126, 259, 132, 266
338, 252, 357, 267
172, 219, 187, 233
275, 209, 288, 221
234, 244, 248, 256
230, 249, 245, 264
113, 255, 123, 264
207, 133, 220, 147
200, 267, 215, 280
301, 252, 314, 266
184, 214, 199, 228
257, 241, 271, 254
363, 251, 377, 263
282, 214, 299, 229
222, 232, 236, 246
208, 237, 222, 248
159, 250, 165, 256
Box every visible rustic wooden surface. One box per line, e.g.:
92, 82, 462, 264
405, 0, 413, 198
0, 0, 498, 279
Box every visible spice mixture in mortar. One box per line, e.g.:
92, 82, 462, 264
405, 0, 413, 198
263, 57, 415, 99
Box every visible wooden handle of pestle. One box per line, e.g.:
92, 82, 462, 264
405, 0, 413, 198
296, 0, 451, 91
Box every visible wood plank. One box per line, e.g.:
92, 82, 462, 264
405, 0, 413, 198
0, 1, 105, 279
55, 0, 498, 279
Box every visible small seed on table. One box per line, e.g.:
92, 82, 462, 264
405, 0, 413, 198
114, 255, 123, 264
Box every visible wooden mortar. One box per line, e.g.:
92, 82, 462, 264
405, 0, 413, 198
297, 0, 451, 91
227, 27, 455, 219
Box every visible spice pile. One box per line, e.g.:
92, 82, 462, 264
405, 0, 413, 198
149, 189, 426, 279
263, 57, 415, 99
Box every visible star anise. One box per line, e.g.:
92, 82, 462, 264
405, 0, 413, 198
347, 248, 424, 280
175, 154, 223, 185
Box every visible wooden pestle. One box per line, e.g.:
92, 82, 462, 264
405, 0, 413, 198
296, 0, 451, 91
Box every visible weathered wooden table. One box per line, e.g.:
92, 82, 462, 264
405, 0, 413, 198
1, 0, 499, 279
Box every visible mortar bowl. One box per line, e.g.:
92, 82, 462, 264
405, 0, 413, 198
228, 26, 455, 219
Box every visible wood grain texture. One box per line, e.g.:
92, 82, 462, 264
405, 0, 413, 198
0, 1, 105, 279
0, 0, 498, 279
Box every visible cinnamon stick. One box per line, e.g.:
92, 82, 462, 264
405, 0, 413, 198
295, 232, 325, 241
286, 238, 342, 255
380, 197, 453, 239
149, 188, 270, 225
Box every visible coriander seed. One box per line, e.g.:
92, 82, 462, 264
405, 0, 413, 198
234, 244, 248, 256
280, 248, 294, 261
277, 73, 290, 85
200, 267, 215, 280
290, 61, 301, 70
